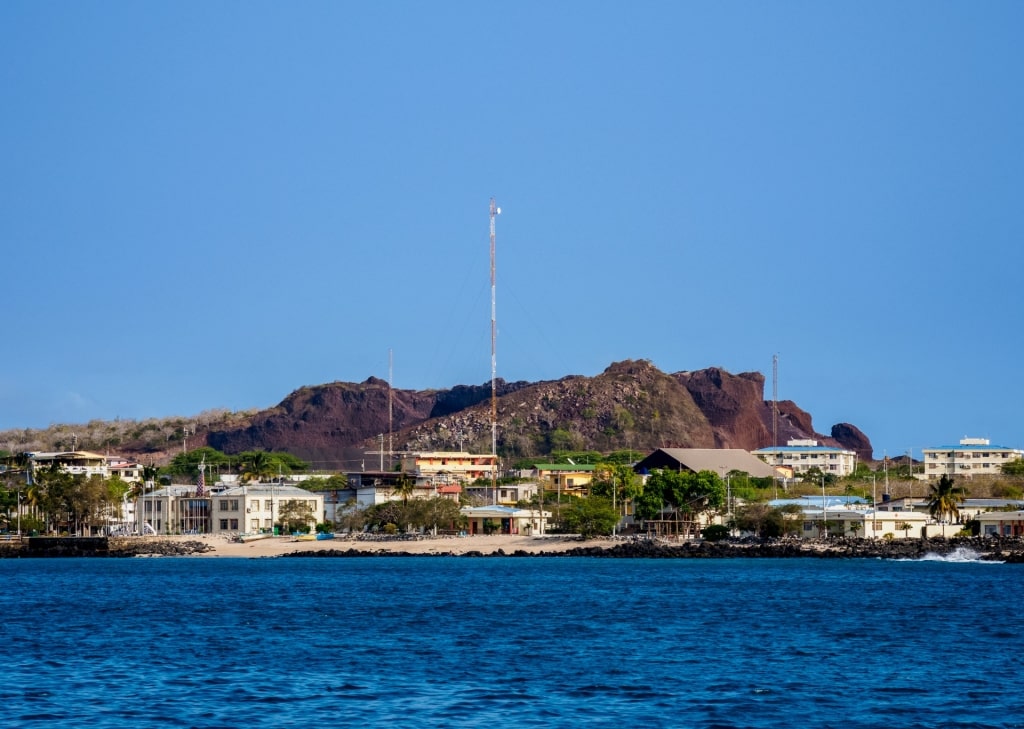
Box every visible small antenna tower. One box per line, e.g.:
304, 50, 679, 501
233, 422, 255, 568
489, 197, 500, 504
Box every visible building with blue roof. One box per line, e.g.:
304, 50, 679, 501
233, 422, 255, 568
753, 439, 857, 478
922, 438, 1023, 479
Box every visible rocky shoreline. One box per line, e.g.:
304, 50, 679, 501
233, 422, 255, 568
0, 537, 216, 558
3, 535, 1023, 561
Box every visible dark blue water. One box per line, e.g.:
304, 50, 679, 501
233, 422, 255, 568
0, 555, 1020, 728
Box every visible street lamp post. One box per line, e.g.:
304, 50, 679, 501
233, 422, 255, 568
821, 474, 827, 539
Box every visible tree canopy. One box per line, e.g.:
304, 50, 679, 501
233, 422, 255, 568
1001, 458, 1024, 476
560, 496, 619, 538
634, 468, 726, 535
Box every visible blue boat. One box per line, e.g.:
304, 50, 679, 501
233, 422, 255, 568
315, 532, 335, 541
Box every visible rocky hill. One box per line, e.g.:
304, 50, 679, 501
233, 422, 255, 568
1, 360, 872, 467
204, 359, 872, 466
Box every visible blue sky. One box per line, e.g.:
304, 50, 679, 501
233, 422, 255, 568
2, 2, 1021, 460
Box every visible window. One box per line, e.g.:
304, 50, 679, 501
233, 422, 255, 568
229, 499, 239, 511
220, 500, 230, 511
219, 519, 228, 530
229, 519, 239, 530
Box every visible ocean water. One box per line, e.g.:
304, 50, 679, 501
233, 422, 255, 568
0, 553, 1021, 728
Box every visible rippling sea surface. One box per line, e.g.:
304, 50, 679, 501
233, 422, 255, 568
1, 554, 1022, 728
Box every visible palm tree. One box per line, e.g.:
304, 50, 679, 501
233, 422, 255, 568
391, 473, 415, 507
240, 451, 275, 484
928, 475, 967, 524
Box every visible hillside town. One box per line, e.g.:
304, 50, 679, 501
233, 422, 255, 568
4, 435, 1024, 545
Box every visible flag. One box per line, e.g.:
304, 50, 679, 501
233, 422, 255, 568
196, 467, 205, 498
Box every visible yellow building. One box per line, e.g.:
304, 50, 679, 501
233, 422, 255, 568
400, 451, 497, 485
532, 463, 596, 498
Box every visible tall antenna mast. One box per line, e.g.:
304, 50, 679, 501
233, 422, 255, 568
388, 348, 394, 466
489, 197, 500, 504
772, 353, 778, 448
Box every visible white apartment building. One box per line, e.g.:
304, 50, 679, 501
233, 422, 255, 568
753, 439, 857, 478
922, 438, 1023, 479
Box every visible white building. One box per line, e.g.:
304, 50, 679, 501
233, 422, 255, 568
922, 438, 1023, 479
753, 440, 857, 477
136, 483, 323, 536
460, 505, 550, 536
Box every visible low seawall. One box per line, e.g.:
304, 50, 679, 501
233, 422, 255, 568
27, 537, 110, 557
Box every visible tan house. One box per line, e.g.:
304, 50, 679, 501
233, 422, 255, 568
400, 451, 497, 485
27, 450, 109, 480
976, 510, 1024, 538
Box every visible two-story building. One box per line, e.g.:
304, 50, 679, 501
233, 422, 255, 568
137, 482, 323, 536
753, 440, 857, 478
400, 451, 498, 485
530, 463, 597, 498
107, 457, 143, 484
922, 438, 1023, 478
25, 450, 110, 481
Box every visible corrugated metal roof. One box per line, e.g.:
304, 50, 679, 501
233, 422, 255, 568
650, 448, 778, 479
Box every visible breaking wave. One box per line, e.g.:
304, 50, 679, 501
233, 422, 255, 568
916, 547, 1002, 564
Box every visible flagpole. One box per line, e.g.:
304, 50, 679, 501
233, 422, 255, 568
196, 457, 206, 534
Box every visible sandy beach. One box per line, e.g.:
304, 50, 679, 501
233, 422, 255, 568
163, 533, 616, 558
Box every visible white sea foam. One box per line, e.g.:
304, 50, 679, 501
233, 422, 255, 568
916, 547, 1002, 564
